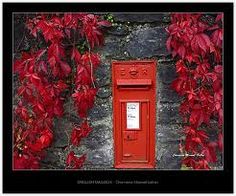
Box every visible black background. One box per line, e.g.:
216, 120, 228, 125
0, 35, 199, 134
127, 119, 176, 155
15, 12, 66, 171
3, 2, 233, 193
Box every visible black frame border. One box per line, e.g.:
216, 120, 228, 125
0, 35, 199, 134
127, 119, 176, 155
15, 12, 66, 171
3, 2, 233, 193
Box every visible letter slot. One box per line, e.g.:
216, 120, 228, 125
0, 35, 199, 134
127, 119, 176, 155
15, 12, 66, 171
117, 79, 152, 90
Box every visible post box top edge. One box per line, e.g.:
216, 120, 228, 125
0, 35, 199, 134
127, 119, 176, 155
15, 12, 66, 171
111, 60, 157, 66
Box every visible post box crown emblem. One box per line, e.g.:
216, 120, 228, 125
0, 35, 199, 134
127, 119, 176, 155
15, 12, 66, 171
129, 66, 139, 77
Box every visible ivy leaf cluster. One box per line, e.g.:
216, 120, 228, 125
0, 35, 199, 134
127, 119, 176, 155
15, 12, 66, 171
13, 13, 111, 169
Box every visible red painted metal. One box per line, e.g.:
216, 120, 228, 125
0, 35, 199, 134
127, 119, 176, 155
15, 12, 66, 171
112, 60, 156, 169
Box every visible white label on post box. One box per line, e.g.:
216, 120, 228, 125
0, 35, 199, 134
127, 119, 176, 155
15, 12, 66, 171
127, 102, 139, 129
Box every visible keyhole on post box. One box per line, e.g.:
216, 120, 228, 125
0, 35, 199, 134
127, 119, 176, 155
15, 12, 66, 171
125, 132, 136, 141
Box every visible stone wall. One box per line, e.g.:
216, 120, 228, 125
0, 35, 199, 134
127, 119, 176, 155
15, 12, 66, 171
14, 13, 184, 170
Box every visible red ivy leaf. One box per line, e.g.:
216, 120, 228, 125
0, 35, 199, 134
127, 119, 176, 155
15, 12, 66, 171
175, 60, 187, 75
26, 129, 53, 152
39, 129, 53, 148
182, 157, 196, 168
218, 132, 223, 151
81, 52, 101, 70
80, 120, 92, 138
66, 151, 86, 169
195, 159, 210, 170
36, 102, 45, 113
80, 14, 110, 48
71, 47, 81, 64
75, 65, 92, 85
97, 20, 112, 27
211, 29, 223, 48
15, 104, 29, 121
70, 127, 81, 146
205, 142, 218, 163
177, 45, 186, 59
215, 14, 223, 23
166, 36, 172, 52
191, 33, 214, 55
218, 108, 223, 127
14, 152, 40, 169
60, 61, 71, 76
189, 104, 210, 127
72, 87, 97, 118
70, 121, 92, 146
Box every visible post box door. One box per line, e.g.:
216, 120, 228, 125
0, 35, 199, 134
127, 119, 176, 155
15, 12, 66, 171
122, 100, 149, 161
112, 60, 156, 169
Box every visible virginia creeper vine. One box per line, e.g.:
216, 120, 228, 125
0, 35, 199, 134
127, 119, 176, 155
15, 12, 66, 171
13, 13, 111, 169
14, 12, 223, 170
166, 13, 223, 169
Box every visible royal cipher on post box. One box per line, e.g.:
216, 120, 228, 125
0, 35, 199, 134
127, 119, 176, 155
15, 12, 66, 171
112, 60, 156, 169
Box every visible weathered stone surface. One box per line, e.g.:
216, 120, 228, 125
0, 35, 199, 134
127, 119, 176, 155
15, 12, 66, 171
158, 63, 177, 84
85, 148, 113, 168
88, 97, 112, 121
157, 103, 182, 124
41, 148, 66, 169
156, 124, 183, 170
83, 117, 113, 168
124, 26, 169, 58
156, 124, 183, 143
97, 87, 112, 99
99, 36, 125, 58
82, 123, 112, 150
107, 24, 130, 36
156, 142, 182, 169
158, 82, 181, 103
53, 118, 71, 148
14, 22, 25, 51
201, 14, 216, 26
113, 13, 170, 23
95, 62, 111, 87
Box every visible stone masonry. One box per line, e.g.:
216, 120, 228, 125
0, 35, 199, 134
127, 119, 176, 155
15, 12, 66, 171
14, 13, 185, 170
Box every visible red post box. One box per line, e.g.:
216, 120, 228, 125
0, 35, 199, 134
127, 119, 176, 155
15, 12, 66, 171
112, 60, 156, 169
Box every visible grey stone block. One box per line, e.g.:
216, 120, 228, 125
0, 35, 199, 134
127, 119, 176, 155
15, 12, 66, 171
157, 103, 182, 124
85, 148, 113, 167
107, 25, 130, 36
157, 82, 181, 103
158, 63, 177, 84
82, 123, 113, 150
97, 87, 112, 99
156, 142, 182, 169
88, 98, 112, 121
53, 118, 71, 148
125, 26, 169, 58
14, 22, 25, 50
99, 36, 125, 58
113, 13, 170, 23
95, 62, 111, 87
41, 148, 67, 169
156, 124, 183, 143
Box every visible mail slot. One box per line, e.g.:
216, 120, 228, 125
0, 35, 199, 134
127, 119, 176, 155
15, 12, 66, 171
117, 79, 152, 90
112, 60, 156, 169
